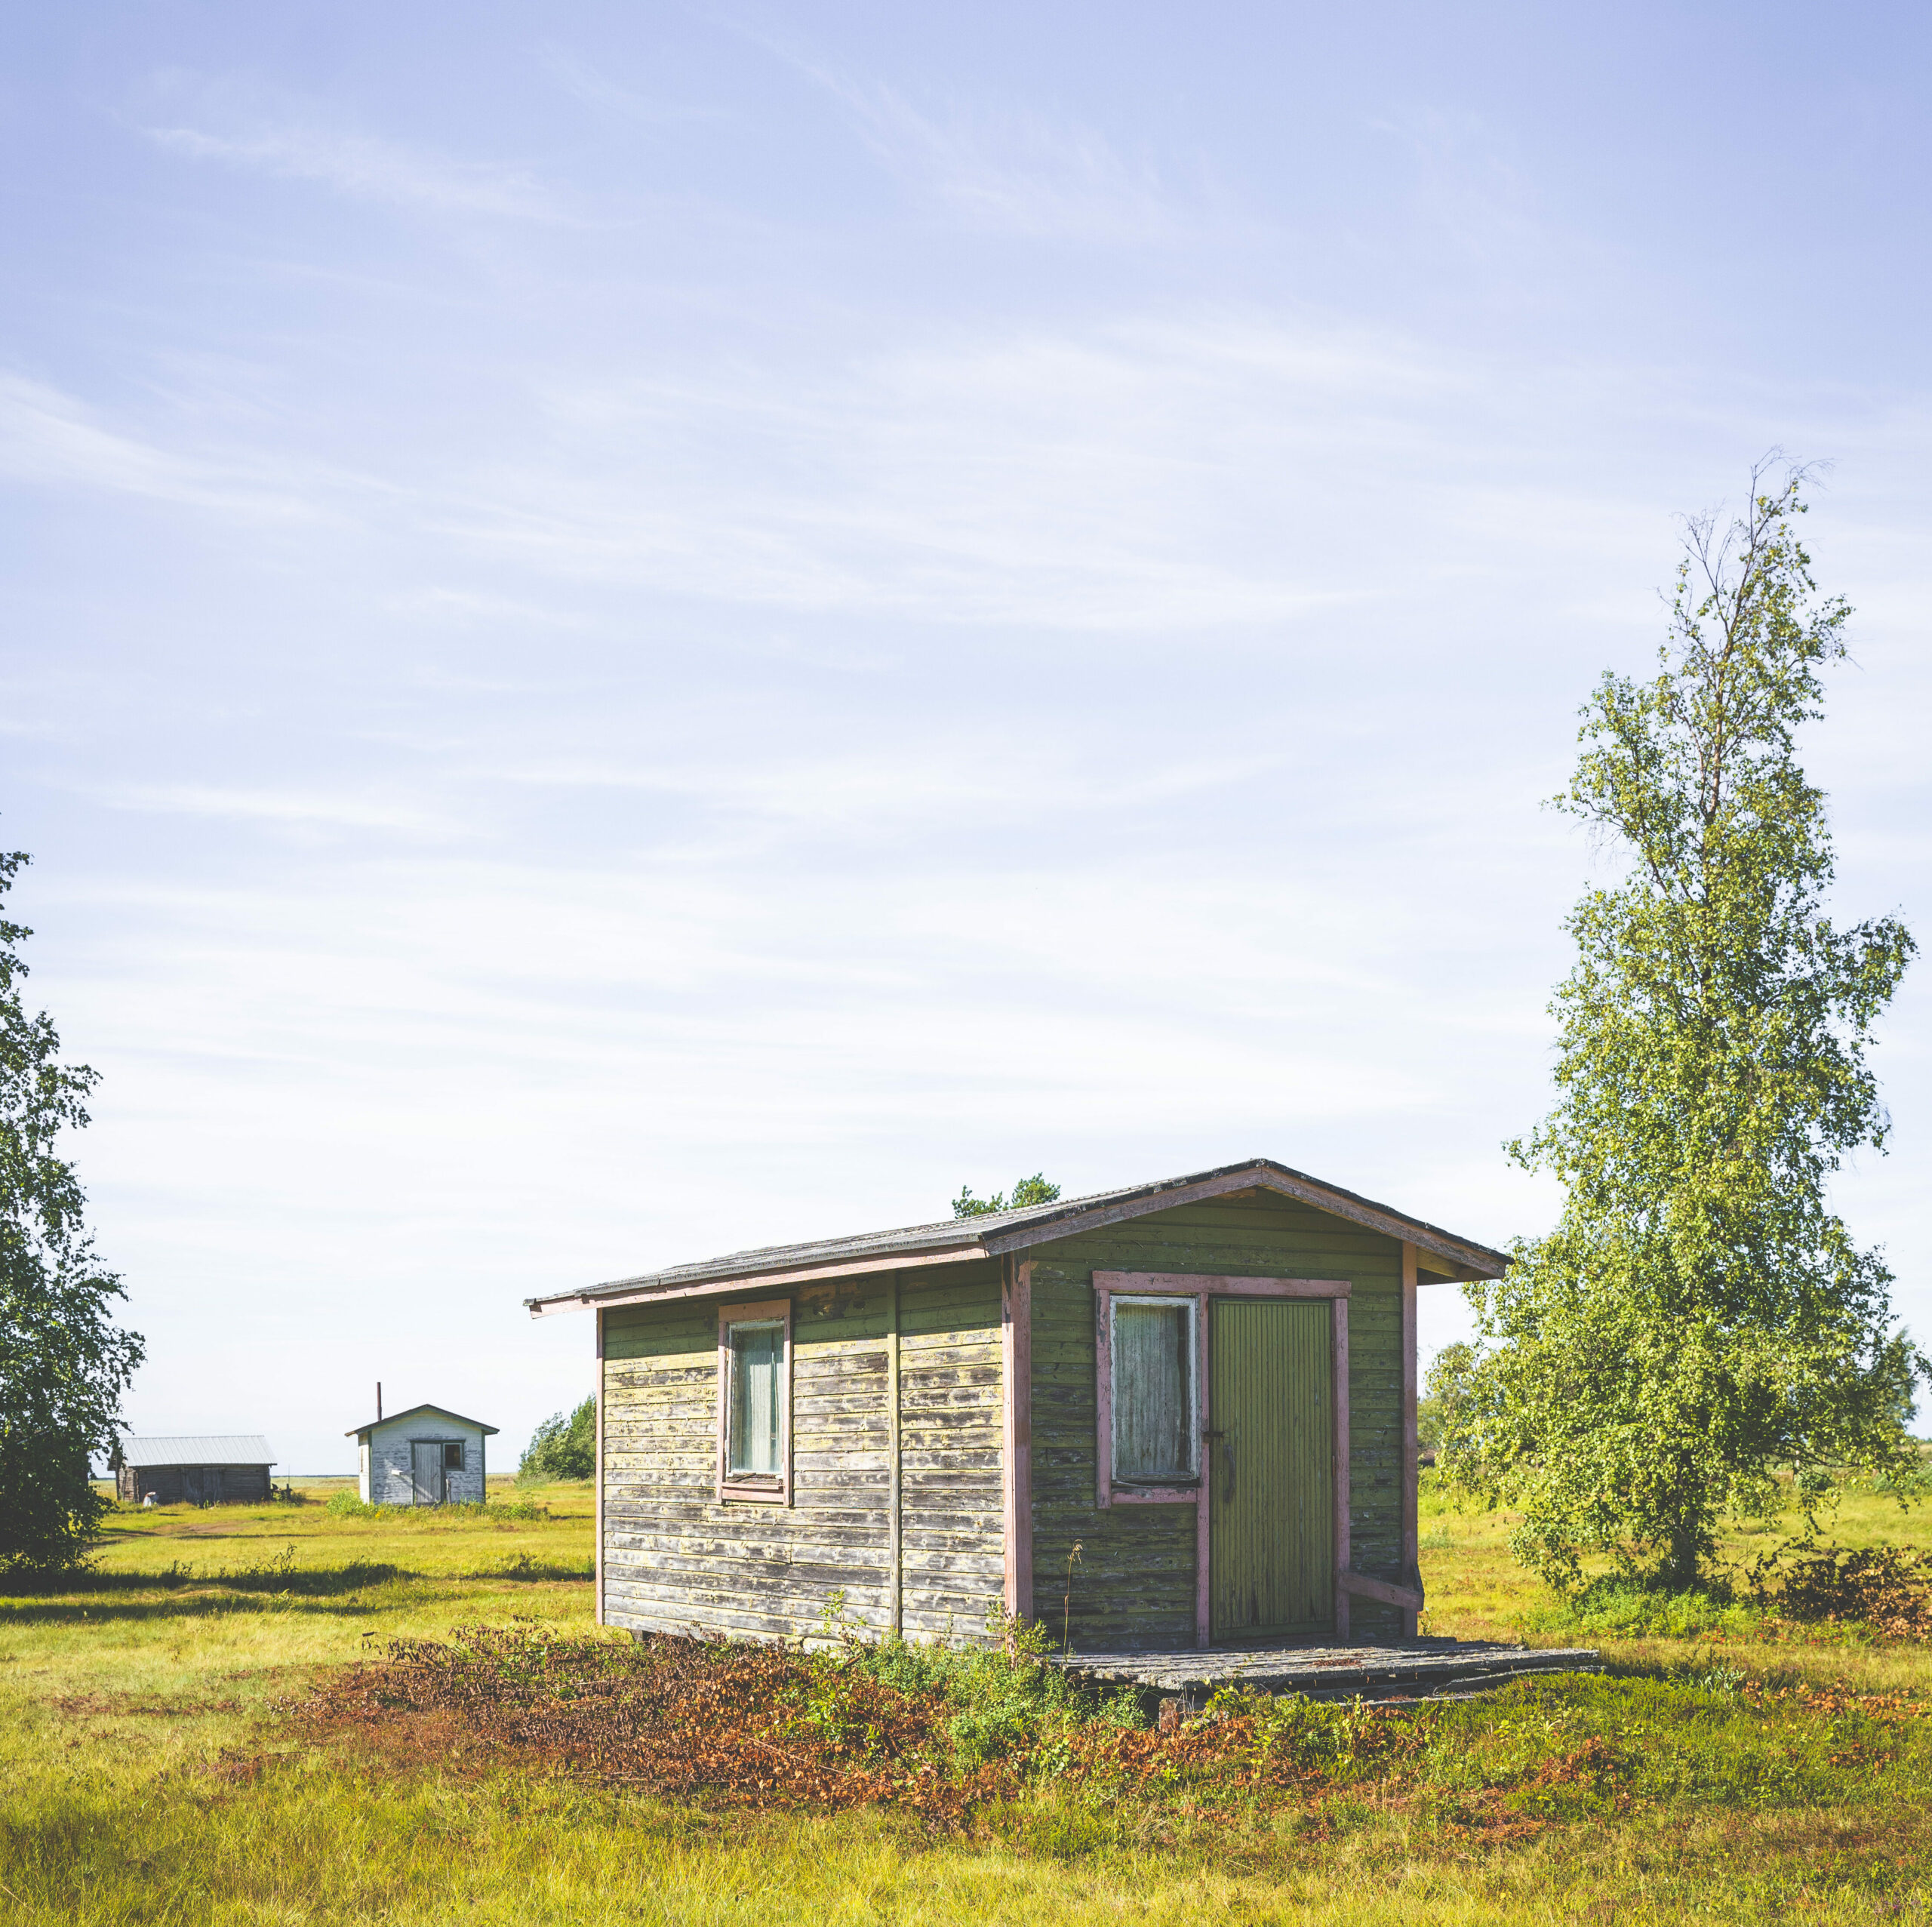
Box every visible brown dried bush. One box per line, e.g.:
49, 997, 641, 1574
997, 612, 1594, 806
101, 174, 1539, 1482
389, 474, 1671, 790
296, 1627, 1035, 1822
291, 1626, 1351, 1824
1771, 1544, 1932, 1639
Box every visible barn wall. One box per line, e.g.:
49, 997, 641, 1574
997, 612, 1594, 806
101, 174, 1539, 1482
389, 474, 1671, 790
363, 1417, 489, 1504
600, 1260, 1005, 1643
1027, 1195, 1407, 1650
119, 1464, 272, 1504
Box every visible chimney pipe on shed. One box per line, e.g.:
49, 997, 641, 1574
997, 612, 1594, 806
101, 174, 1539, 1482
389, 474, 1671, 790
377, 1381, 383, 1421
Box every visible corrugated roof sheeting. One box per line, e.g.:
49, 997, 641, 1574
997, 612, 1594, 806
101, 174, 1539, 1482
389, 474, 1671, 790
118, 1436, 275, 1467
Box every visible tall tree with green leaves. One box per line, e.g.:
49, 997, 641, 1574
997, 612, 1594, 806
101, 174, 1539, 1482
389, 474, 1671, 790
0, 851, 144, 1571
1447, 466, 1922, 1591
520, 1396, 596, 1482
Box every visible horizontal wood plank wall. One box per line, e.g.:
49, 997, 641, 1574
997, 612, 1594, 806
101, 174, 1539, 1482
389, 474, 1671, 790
899, 1264, 1006, 1635
1029, 1194, 1407, 1651
119, 1465, 272, 1504
601, 1261, 1004, 1644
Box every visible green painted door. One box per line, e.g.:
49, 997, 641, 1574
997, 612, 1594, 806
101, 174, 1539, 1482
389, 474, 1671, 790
1208, 1298, 1334, 1640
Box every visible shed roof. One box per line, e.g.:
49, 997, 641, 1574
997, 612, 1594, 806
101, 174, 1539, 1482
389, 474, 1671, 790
345, 1402, 500, 1442
528, 1156, 1511, 1317
118, 1436, 275, 1468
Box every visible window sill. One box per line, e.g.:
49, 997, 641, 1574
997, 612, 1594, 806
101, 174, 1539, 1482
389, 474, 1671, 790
1109, 1483, 1201, 1504
718, 1479, 787, 1504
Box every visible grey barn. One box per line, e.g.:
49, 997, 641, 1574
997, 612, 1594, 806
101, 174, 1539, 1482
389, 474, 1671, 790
349, 1403, 496, 1505
116, 1436, 275, 1505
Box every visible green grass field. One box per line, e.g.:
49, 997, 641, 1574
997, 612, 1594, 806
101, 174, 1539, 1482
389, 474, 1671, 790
0, 1470, 1927, 1924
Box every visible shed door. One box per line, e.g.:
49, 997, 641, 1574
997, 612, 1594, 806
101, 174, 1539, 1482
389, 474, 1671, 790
1208, 1298, 1334, 1640
411, 1442, 444, 1505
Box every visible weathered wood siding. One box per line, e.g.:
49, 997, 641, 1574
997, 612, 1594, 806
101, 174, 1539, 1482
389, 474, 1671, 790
1029, 1196, 1407, 1650
601, 1261, 1004, 1642
358, 1415, 489, 1504
116, 1464, 272, 1504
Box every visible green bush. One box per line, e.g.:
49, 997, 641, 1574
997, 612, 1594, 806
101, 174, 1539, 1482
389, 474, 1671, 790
1868, 1464, 1932, 1499
832, 1607, 1142, 1768
1527, 1576, 1764, 1640
322, 1488, 547, 1523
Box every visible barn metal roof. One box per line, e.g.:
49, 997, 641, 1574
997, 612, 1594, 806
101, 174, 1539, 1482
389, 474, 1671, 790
526, 1156, 1512, 1317
118, 1436, 275, 1467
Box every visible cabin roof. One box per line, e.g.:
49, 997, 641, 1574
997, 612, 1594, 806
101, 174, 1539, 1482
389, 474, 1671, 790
344, 1402, 500, 1441
527, 1156, 1511, 1316
118, 1435, 275, 1467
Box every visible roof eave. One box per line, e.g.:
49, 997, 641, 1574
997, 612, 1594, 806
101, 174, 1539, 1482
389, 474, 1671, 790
527, 1239, 993, 1317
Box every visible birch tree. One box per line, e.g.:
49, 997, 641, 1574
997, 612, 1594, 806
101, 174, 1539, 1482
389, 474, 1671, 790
1450, 466, 1922, 1590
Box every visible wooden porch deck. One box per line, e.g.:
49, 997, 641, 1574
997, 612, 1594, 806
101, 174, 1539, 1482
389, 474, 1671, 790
1057, 1636, 1602, 1707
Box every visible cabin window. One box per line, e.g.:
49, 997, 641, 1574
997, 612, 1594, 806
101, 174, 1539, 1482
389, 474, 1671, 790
1110, 1295, 1198, 1485
442, 1442, 465, 1472
717, 1300, 792, 1502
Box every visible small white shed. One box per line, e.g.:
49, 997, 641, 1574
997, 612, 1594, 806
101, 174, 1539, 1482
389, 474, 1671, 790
347, 1402, 497, 1505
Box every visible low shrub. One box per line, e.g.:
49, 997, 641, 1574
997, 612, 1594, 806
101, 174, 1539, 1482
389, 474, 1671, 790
322, 1491, 549, 1523
1867, 1464, 1932, 1500
843, 1626, 1140, 1768
1527, 1577, 1764, 1641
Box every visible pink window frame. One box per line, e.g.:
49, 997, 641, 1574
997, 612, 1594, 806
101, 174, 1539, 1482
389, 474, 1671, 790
716, 1297, 793, 1505
1092, 1271, 1352, 1648
1094, 1291, 1206, 1506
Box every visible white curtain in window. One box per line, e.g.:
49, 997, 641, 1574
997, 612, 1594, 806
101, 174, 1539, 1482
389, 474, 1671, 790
1113, 1301, 1192, 1482
729, 1322, 784, 1476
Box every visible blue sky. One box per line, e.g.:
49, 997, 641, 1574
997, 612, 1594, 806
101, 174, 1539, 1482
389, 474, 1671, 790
5, 3, 1928, 1474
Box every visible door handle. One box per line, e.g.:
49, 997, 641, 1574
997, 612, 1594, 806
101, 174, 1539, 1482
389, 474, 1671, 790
1223, 1427, 1237, 1502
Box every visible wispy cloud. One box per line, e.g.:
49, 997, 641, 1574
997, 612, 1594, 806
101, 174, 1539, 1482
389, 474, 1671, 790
91, 783, 459, 839
0, 300, 1614, 634
838, 86, 1188, 241
737, 26, 1207, 242
418, 310, 1466, 628
148, 119, 564, 223
540, 45, 743, 130
0, 372, 315, 515
497, 743, 1283, 839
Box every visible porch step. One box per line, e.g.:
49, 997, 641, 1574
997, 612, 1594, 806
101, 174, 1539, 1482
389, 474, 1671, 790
1056, 1637, 1602, 1706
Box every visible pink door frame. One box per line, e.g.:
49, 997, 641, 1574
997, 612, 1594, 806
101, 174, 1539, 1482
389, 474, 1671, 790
1088, 1272, 1353, 1650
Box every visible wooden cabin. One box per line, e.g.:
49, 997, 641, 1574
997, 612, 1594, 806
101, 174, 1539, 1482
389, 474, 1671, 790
348, 1403, 496, 1504
116, 1436, 275, 1505
528, 1159, 1507, 1652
